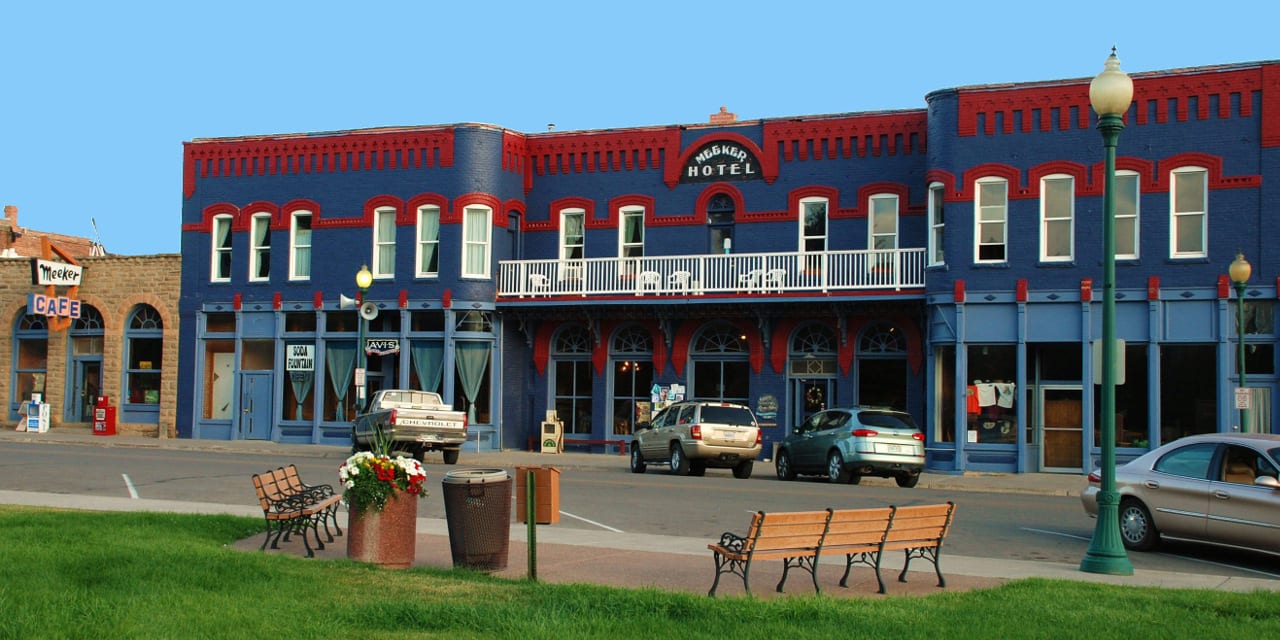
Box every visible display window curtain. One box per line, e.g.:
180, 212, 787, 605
624, 215, 642, 245
289, 371, 313, 419
455, 342, 490, 423
325, 342, 356, 419
564, 214, 584, 259
411, 341, 444, 394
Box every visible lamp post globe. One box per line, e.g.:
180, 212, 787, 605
1230, 253, 1252, 432
1080, 47, 1135, 576
356, 264, 373, 292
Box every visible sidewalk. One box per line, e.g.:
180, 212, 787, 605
5, 426, 1278, 595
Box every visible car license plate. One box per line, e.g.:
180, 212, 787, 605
885, 444, 903, 453
416, 434, 442, 442
717, 430, 737, 440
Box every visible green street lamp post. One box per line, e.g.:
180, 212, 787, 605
1230, 253, 1252, 432
355, 264, 373, 413
1080, 48, 1136, 576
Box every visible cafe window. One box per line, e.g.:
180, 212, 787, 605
12, 311, 48, 416
125, 305, 163, 411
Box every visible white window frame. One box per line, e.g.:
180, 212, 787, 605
974, 177, 1008, 263
798, 197, 828, 253
868, 194, 899, 251
249, 213, 271, 282
618, 206, 644, 276
372, 206, 396, 279
1170, 167, 1207, 259
927, 182, 945, 266
415, 205, 441, 278
1114, 170, 1139, 260
1039, 174, 1074, 262
560, 208, 585, 261
461, 205, 492, 278
289, 210, 311, 281
211, 214, 233, 283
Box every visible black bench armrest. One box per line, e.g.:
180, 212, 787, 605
714, 531, 749, 554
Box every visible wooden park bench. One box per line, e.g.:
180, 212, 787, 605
825, 502, 955, 594
706, 502, 956, 596
707, 509, 830, 596
250, 466, 343, 557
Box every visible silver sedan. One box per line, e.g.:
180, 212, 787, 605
1081, 433, 1280, 555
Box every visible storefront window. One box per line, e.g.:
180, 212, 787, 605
125, 305, 163, 407
966, 345, 1017, 444
1160, 344, 1216, 441
202, 339, 234, 420
553, 326, 592, 435
611, 325, 653, 435
691, 323, 750, 403
13, 312, 48, 414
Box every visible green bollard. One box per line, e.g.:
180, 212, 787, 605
526, 469, 537, 581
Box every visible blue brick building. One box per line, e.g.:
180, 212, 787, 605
178, 58, 1279, 474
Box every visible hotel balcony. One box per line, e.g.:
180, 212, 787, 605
497, 248, 926, 301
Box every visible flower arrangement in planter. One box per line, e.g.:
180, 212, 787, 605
338, 451, 428, 513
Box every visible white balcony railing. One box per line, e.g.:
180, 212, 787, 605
497, 248, 925, 299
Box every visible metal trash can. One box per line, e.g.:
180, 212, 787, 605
441, 468, 512, 571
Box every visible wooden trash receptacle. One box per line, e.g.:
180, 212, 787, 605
515, 465, 561, 524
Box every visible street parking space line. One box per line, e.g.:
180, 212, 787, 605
1023, 526, 1280, 579
122, 474, 139, 499
1022, 526, 1089, 542
559, 510, 623, 533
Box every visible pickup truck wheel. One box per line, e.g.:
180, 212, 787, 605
669, 444, 690, 475
442, 449, 460, 465
629, 445, 647, 473
732, 460, 753, 479
827, 451, 850, 484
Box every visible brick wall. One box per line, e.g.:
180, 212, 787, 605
0, 254, 180, 436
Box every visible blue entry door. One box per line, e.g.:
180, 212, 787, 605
239, 372, 274, 440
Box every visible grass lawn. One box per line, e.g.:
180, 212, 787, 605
1, 506, 1277, 639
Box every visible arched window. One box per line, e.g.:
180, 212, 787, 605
610, 325, 653, 435
553, 325, 594, 435
12, 311, 48, 419
857, 323, 907, 411
706, 193, 736, 254
125, 305, 163, 422
691, 322, 749, 403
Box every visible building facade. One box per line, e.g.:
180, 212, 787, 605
177, 59, 1280, 474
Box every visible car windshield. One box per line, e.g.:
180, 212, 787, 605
700, 405, 755, 426
857, 411, 919, 431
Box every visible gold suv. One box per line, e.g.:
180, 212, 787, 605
630, 400, 762, 479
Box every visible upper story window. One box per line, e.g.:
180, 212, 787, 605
975, 177, 1008, 263
928, 183, 945, 266
560, 208, 585, 261
869, 194, 899, 251
1114, 171, 1139, 259
1170, 167, 1207, 258
372, 207, 396, 278
619, 206, 644, 276
461, 205, 492, 278
416, 205, 441, 278
211, 214, 232, 282
1040, 175, 1074, 262
249, 213, 271, 281
290, 211, 311, 280
799, 197, 828, 253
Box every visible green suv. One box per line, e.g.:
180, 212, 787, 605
630, 400, 762, 479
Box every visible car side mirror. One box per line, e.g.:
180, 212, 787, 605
1255, 476, 1280, 489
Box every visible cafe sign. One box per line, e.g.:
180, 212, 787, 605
28, 293, 82, 318
680, 140, 761, 184
31, 259, 83, 286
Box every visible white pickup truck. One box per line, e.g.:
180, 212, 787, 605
351, 389, 468, 464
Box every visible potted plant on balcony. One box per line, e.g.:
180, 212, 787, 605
339, 429, 427, 569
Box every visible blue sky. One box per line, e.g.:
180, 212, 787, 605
3, 1, 1275, 256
